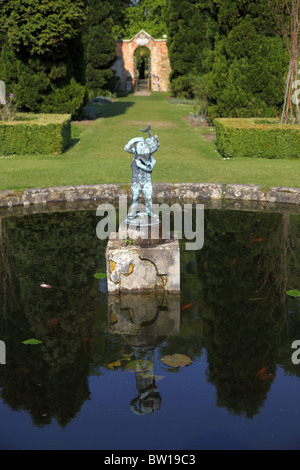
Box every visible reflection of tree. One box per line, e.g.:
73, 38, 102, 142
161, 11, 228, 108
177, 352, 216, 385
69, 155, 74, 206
0, 206, 299, 427
262, 213, 299, 307
275, 214, 300, 376
0, 216, 11, 321
0, 346, 91, 428
195, 209, 287, 418
158, 242, 204, 361
0, 210, 114, 427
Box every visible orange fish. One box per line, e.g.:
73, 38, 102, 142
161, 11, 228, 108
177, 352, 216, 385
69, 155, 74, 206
48, 318, 60, 328
40, 283, 52, 288
256, 367, 266, 377
252, 238, 266, 243
230, 259, 237, 266
256, 367, 275, 379
182, 303, 193, 310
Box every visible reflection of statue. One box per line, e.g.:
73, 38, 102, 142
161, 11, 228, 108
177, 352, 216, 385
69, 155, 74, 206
130, 382, 162, 415
108, 293, 180, 416
124, 124, 160, 220
129, 349, 162, 416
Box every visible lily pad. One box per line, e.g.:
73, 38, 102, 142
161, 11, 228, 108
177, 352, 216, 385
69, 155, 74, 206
125, 360, 154, 373
286, 289, 300, 297
160, 354, 192, 368
21, 338, 42, 345
108, 360, 122, 369
94, 273, 107, 279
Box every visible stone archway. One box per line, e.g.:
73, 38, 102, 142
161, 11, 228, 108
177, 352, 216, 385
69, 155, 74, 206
112, 30, 171, 93
134, 45, 151, 92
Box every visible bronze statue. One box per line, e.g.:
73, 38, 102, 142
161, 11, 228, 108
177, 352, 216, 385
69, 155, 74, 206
124, 124, 160, 220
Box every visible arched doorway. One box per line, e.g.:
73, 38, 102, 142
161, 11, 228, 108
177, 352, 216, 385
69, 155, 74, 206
114, 30, 171, 93
134, 46, 151, 92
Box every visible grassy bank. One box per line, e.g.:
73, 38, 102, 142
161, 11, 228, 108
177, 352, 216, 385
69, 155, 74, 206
0, 92, 299, 190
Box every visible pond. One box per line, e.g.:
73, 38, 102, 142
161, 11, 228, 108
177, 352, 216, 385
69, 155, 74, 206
0, 201, 300, 450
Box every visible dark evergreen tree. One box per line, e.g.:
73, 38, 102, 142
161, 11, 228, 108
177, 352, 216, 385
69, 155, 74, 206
165, 0, 289, 118
165, 0, 208, 98
83, 0, 117, 98
0, 0, 88, 116
206, 0, 289, 118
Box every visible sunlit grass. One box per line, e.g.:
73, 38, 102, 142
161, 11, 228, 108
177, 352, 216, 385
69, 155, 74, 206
0, 92, 299, 190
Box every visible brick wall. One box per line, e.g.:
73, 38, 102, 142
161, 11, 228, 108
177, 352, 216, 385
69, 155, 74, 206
114, 30, 171, 92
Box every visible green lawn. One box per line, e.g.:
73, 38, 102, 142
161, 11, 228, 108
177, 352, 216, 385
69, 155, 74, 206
0, 92, 299, 190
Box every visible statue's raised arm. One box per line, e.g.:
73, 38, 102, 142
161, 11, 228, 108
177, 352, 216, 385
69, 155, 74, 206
124, 137, 144, 154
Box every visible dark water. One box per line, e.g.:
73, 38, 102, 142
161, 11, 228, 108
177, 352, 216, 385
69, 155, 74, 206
0, 203, 300, 450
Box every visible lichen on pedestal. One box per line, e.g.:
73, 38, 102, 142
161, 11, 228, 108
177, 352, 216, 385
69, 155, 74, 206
105, 231, 180, 294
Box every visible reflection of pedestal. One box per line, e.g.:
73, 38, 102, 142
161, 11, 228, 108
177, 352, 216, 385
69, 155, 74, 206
105, 222, 180, 294
106, 217, 181, 415
108, 292, 180, 343
108, 292, 180, 415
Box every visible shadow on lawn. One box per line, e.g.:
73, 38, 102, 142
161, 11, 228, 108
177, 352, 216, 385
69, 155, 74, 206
76, 99, 134, 122
68, 138, 80, 151
100, 100, 135, 119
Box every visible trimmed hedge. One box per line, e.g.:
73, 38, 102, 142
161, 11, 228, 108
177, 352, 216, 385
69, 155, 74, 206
0, 113, 72, 155
214, 118, 300, 159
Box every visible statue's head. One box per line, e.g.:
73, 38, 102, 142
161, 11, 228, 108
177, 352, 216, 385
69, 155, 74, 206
145, 135, 160, 154
135, 136, 159, 161
136, 140, 149, 158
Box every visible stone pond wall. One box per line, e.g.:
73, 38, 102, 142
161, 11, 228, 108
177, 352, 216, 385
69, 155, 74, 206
0, 183, 300, 212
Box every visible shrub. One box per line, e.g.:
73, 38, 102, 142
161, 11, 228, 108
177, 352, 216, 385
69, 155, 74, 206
214, 118, 300, 159
207, 34, 289, 120
0, 93, 16, 121
40, 79, 86, 117
0, 113, 71, 155
169, 75, 194, 99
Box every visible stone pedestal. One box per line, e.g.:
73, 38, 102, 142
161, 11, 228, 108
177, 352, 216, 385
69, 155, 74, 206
105, 224, 180, 294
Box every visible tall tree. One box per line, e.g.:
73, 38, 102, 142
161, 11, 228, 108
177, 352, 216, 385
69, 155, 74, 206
0, 0, 87, 55
205, 0, 289, 118
113, 0, 168, 39
111, 0, 131, 38
268, 0, 300, 123
0, 0, 88, 115
83, 0, 117, 98
165, 0, 207, 97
